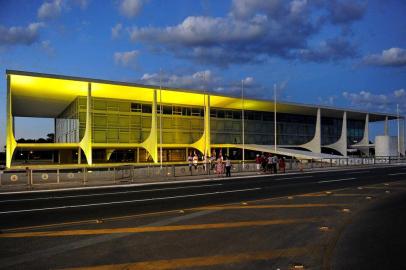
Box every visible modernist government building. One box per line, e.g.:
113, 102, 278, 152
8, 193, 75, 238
5, 70, 405, 168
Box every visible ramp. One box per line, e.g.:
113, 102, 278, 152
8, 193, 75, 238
211, 144, 341, 160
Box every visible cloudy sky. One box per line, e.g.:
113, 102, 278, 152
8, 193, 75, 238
0, 0, 406, 147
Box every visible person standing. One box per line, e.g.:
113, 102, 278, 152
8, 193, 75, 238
187, 153, 193, 175
267, 154, 273, 173
193, 152, 198, 170
225, 156, 232, 177
261, 154, 267, 172
279, 157, 286, 173
272, 155, 278, 174
203, 155, 208, 172
255, 154, 261, 172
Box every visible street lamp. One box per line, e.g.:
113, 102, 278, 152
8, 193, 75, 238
397, 104, 400, 157
241, 79, 245, 169
274, 83, 277, 152
159, 69, 163, 168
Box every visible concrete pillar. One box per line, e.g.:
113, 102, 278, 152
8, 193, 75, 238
6, 74, 17, 168
141, 89, 158, 163
324, 111, 347, 156
353, 114, 370, 156
106, 149, 115, 161
301, 108, 321, 153
79, 82, 92, 165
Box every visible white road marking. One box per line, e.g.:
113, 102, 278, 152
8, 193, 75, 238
274, 176, 313, 181
0, 183, 223, 204
388, 172, 406, 176
0, 187, 262, 215
318, 178, 356, 184
345, 171, 369, 174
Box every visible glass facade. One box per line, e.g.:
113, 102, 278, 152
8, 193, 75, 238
55, 96, 365, 159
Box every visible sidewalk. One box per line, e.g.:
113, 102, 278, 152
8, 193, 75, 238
2, 163, 403, 194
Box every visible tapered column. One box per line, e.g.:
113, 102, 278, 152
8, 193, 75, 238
301, 108, 321, 153
142, 89, 158, 163
79, 82, 92, 165
357, 114, 369, 145
325, 111, 347, 156
191, 94, 211, 156
6, 75, 17, 168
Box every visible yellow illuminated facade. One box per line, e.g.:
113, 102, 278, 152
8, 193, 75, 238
5, 70, 400, 168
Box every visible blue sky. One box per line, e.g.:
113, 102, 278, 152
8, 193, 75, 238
1, 0, 406, 148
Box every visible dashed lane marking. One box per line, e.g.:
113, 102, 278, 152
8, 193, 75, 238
318, 178, 356, 184
195, 203, 348, 210
0, 218, 321, 238
58, 246, 312, 270
0, 187, 262, 215
0, 183, 224, 204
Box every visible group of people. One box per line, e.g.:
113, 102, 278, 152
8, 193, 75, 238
187, 152, 232, 177
255, 153, 286, 174
187, 151, 287, 177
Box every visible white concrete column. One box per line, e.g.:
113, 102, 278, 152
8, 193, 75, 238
79, 82, 92, 165
325, 111, 347, 156
300, 108, 321, 153
6, 74, 17, 168
357, 114, 370, 145
141, 89, 158, 163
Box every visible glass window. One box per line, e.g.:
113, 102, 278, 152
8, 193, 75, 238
173, 106, 182, 115
163, 106, 172, 114
182, 107, 190, 116
191, 108, 202, 116
233, 111, 241, 119
141, 104, 152, 113
225, 110, 233, 119
131, 103, 141, 112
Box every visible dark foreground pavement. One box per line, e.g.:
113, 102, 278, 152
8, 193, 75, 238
0, 165, 406, 269
332, 190, 406, 270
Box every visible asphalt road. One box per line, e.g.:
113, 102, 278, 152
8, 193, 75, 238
332, 188, 406, 269
1, 165, 406, 230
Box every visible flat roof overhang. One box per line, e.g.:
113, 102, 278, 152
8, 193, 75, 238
6, 70, 399, 121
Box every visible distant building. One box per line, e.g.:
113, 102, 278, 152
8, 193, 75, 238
5, 70, 405, 168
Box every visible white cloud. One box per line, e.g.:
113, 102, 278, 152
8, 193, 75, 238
38, 0, 64, 20
128, 0, 362, 66
139, 70, 217, 89
111, 23, 123, 39
114, 50, 139, 67
342, 89, 406, 113
243, 77, 254, 85
37, 0, 89, 20
119, 0, 145, 18
363, 48, 406, 67
137, 70, 267, 98
394, 88, 405, 98
318, 95, 337, 106
0, 22, 45, 46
